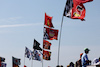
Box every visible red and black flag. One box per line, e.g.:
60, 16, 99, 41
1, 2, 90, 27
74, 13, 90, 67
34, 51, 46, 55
43, 50, 51, 60
43, 27, 59, 40
44, 13, 54, 28
33, 39, 42, 51
63, 0, 93, 21
12, 56, 21, 67
43, 40, 51, 50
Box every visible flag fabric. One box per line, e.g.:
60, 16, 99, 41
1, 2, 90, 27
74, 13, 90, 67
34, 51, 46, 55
1, 63, 7, 67
43, 27, 59, 40
24, 65, 27, 67
33, 39, 42, 51
43, 40, 51, 50
75, 0, 93, 4
25, 47, 32, 60
0, 57, 5, 62
44, 13, 54, 28
12, 57, 20, 67
43, 50, 51, 60
72, 0, 86, 20
63, 0, 93, 20
31, 50, 42, 61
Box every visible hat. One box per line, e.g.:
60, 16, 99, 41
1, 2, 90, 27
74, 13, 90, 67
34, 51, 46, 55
84, 48, 90, 51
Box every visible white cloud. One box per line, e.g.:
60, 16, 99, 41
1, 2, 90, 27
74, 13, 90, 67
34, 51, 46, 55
0, 23, 43, 28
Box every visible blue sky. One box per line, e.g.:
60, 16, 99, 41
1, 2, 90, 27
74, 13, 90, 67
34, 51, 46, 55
0, 0, 100, 67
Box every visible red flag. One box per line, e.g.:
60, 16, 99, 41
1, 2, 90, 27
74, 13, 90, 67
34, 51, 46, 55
63, 0, 93, 21
75, 0, 93, 4
43, 27, 59, 40
24, 65, 27, 67
43, 50, 51, 60
43, 40, 51, 50
44, 13, 54, 28
71, 0, 86, 20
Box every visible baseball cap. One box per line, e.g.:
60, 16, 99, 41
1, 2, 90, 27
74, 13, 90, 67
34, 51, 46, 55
84, 48, 90, 51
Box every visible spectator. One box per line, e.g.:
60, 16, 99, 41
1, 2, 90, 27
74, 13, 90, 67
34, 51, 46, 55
81, 48, 91, 67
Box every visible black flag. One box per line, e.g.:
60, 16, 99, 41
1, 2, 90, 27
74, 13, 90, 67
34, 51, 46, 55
33, 39, 42, 51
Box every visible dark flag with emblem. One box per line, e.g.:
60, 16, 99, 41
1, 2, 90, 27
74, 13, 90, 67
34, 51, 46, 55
0, 57, 5, 62
43, 50, 51, 60
33, 39, 42, 51
12, 57, 21, 67
43, 40, 51, 50
44, 13, 54, 28
43, 27, 59, 40
63, 0, 93, 21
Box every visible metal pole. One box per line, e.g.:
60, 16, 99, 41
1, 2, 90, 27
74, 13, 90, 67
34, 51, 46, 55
57, 16, 64, 65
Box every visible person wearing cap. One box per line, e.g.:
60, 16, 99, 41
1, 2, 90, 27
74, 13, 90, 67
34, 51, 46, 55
81, 48, 91, 67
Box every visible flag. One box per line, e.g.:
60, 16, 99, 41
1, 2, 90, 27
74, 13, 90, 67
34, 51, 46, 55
24, 65, 27, 67
25, 47, 32, 60
43, 40, 51, 50
71, 0, 86, 20
75, 0, 93, 4
12, 57, 20, 67
31, 50, 42, 61
63, 0, 93, 20
1, 63, 7, 67
43, 50, 51, 60
44, 13, 54, 28
0, 57, 5, 62
33, 39, 42, 51
43, 27, 59, 40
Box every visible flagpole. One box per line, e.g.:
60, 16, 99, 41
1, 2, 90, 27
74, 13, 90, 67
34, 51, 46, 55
24, 53, 25, 67
31, 60, 33, 67
57, 16, 64, 66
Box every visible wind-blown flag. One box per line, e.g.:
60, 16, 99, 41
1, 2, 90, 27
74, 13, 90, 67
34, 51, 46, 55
12, 57, 21, 67
1, 63, 7, 67
0, 57, 5, 62
43, 27, 59, 40
31, 50, 42, 61
44, 13, 54, 28
75, 0, 93, 4
43, 40, 51, 50
25, 47, 32, 60
43, 50, 51, 60
24, 65, 27, 67
33, 39, 42, 51
63, 0, 93, 20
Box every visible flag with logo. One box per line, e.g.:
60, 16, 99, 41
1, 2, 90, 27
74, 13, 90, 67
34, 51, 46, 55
43, 50, 51, 60
12, 57, 20, 67
44, 13, 54, 28
31, 50, 42, 61
43, 40, 51, 50
43, 27, 59, 40
25, 47, 32, 60
63, 0, 93, 20
33, 39, 42, 51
